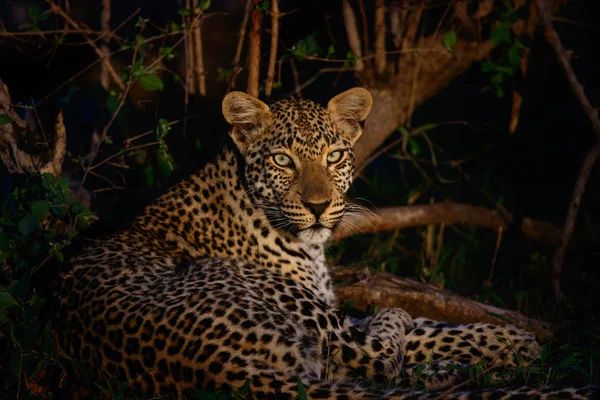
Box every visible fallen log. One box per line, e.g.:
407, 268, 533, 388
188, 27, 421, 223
330, 265, 553, 343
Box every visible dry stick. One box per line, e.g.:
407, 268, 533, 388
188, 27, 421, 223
191, 0, 206, 96
264, 0, 280, 98
357, 0, 369, 58
374, 0, 386, 75
341, 0, 364, 71
100, 0, 111, 90
401, 0, 425, 51
536, 0, 600, 301
486, 226, 503, 285
76, 41, 141, 198
45, 0, 125, 91
389, 0, 406, 49
228, 0, 253, 92
246, 0, 263, 98
182, 0, 195, 137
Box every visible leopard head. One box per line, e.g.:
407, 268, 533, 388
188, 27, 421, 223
222, 88, 372, 244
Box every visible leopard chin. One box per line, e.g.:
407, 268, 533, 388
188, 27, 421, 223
297, 225, 332, 244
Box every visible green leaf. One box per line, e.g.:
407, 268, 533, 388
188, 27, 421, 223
31, 200, 51, 218
344, 51, 359, 67
0, 114, 14, 126
491, 25, 510, 45
290, 34, 318, 61
408, 138, 421, 157
156, 118, 171, 140
481, 60, 496, 73
51, 206, 67, 219
198, 0, 211, 10
178, 8, 191, 17
508, 47, 521, 66
18, 215, 38, 236
326, 44, 335, 58
138, 74, 164, 91
443, 30, 457, 52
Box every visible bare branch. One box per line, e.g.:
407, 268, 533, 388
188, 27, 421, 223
342, 0, 364, 71
473, 0, 494, 20
100, 0, 111, 90
401, 0, 425, 51
45, 0, 125, 91
330, 266, 553, 343
354, 38, 495, 169
333, 202, 562, 247
246, 0, 263, 97
233, 0, 253, 68
389, 0, 408, 49
536, 0, 600, 300
374, 0, 386, 75
191, 0, 206, 96
228, 0, 253, 92
264, 0, 280, 98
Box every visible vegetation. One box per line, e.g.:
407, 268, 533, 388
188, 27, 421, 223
0, 0, 599, 397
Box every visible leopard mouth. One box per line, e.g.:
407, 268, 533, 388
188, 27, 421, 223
297, 223, 332, 243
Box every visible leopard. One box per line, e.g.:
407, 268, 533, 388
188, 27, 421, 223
56, 88, 597, 400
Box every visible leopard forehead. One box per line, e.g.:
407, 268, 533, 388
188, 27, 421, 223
266, 98, 340, 157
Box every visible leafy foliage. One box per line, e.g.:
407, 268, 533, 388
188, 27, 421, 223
0, 173, 93, 393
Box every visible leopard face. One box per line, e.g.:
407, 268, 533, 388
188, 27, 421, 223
222, 89, 372, 244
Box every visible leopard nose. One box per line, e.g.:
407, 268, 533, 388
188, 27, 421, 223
302, 200, 331, 219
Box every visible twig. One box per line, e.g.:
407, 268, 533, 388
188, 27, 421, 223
374, 0, 386, 75
536, 0, 600, 301
45, 0, 125, 91
76, 39, 142, 197
401, 0, 425, 51
191, 0, 206, 96
341, 0, 364, 71
357, 0, 369, 58
486, 226, 503, 286
284, 67, 349, 97
389, 0, 408, 49
288, 58, 301, 97
264, 0, 280, 98
246, 0, 263, 97
100, 0, 111, 90
228, 0, 253, 92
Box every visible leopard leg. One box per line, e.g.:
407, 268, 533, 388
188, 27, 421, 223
329, 308, 414, 382
406, 318, 541, 370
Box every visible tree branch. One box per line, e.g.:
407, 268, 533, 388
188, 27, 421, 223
228, 0, 253, 92
342, 0, 364, 71
264, 0, 280, 98
333, 202, 561, 247
374, 0, 386, 75
0, 79, 66, 177
45, 0, 125, 91
246, 0, 263, 98
330, 265, 553, 343
536, 0, 600, 300
191, 0, 206, 96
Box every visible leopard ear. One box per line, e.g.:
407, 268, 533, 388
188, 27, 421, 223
222, 91, 271, 153
327, 88, 372, 145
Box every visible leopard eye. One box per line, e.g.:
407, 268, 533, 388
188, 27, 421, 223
272, 153, 292, 168
327, 150, 343, 164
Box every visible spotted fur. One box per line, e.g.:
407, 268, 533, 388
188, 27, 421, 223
56, 89, 597, 400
